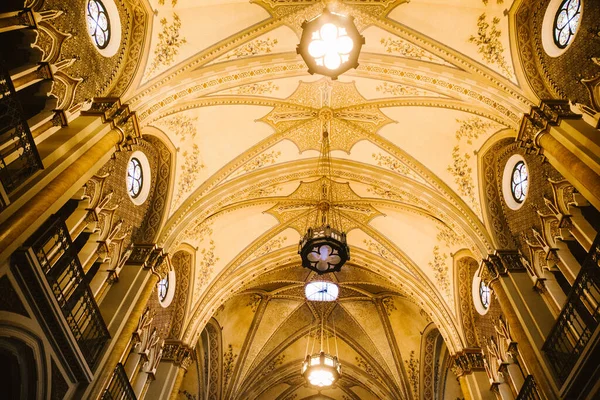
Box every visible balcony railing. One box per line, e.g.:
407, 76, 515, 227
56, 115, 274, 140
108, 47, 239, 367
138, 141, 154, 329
542, 234, 600, 386
102, 363, 137, 400
516, 375, 541, 400
12, 215, 109, 378
0, 58, 43, 199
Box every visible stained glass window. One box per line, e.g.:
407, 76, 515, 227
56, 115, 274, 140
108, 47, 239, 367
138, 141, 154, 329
86, 0, 111, 49
305, 281, 339, 301
127, 157, 143, 198
511, 161, 528, 203
553, 0, 581, 49
158, 276, 169, 302
479, 281, 491, 309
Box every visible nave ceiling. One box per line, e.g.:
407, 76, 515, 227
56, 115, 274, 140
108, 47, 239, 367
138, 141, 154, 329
122, 0, 538, 398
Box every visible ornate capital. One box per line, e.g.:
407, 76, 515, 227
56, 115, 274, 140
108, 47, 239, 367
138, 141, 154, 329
495, 251, 527, 273
162, 340, 194, 370
517, 100, 582, 154
81, 97, 141, 151
451, 349, 486, 377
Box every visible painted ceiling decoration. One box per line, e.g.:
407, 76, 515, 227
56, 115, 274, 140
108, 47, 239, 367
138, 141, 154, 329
121, 0, 545, 397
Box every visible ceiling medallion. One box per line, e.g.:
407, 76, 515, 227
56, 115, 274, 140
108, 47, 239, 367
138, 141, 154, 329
297, 8, 365, 79
298, 130, 350, 275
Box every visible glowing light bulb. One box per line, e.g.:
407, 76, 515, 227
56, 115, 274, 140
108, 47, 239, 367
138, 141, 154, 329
320, 23, 338, 42
336, 35, 353, 54
324, 52, 341, 70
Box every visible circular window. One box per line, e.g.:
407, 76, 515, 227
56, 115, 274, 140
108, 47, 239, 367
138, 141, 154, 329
305, 281, 339, 302
502, 154, 528, 210
472, 274, 490, 315
158, 276, 169, 302
125, 151, 151, 205
553, 0, 581, 49
127, 157, 143, 198
158, 270, 176, 307
479, 281, 491, 309
86, 0, 111, 49
511, 161, 529, 204
542, 0, 583, 56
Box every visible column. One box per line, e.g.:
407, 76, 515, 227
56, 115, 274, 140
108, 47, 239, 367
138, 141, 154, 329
86, 271, 160, 399
0, 98, 140, 264
517, 100, 600, 211
482, 255, 559, 399
145, 341, 193, 400
452, 350, 495, 400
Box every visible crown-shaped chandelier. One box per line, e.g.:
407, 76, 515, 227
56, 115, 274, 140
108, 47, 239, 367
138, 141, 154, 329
302, 298, 341, 387
297, 8, 365, 79
298, 129, 350, 274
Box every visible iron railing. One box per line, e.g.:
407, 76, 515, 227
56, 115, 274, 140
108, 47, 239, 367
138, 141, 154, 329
0, 58, 43, 196
542, 234, 600, 386
27, 215, 110, 369
102, 363, 137, 400
516, 375, 541, 400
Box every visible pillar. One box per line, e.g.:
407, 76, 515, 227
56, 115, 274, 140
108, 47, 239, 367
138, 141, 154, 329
0, 128, 121, 260
0, 9, 36, 33
483, 255, 559, 399
452, 350, 495, 400
145, 341, 193, 400
86, 271, 160, 399
517, 100, 600, 211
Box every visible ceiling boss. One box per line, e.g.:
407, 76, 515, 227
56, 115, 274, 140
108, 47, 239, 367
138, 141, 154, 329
297, 6, 365, 79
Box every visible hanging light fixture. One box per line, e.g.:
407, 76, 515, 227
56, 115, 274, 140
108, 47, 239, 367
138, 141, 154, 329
298, 129, 350, 274
301, 300, 341, 387
297, 8, 365, 79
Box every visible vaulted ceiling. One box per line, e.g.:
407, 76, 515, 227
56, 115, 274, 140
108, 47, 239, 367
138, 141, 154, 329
125, 0, 536, 398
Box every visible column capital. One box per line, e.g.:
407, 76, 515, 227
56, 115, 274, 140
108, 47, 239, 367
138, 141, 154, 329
81, 98, 141, 151
517, 99, 582, 155
451, 348, 486, 377
162, 340, 194, 370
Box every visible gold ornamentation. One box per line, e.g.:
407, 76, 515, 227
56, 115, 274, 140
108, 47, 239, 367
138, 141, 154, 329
260, 354, 285, 377
380, 37, 447, 65
372, 152, 424, 182
266, 177, 383, 232
234, 150, 282, 176
469, 14, 513, 78
223, 344, 238, 389
258, 78, 394, 153
381, 297, 396, 316
225, 82, 280, 96
158, 0, 178, 6
404, 350, 419, 399
174, 144, 205, 208
156, 113, 198, 140
251, 235, 288, 259
246, 294, 262, 313
436, 225, 461, 247
429, 245, 450, 295
195, 240, 219, 295
375, 81, 438, 97
448, 146, 480, 213
363, 238, 402, 266
455, 117, 500, 145
356, 356, 381, 382
224, 38, 278, 59
146, 13, 187, 78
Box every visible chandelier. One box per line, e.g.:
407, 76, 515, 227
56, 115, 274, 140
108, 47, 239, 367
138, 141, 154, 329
297, 8, 364, 79
302, 296, 341, 387
298, 130, 350, 274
